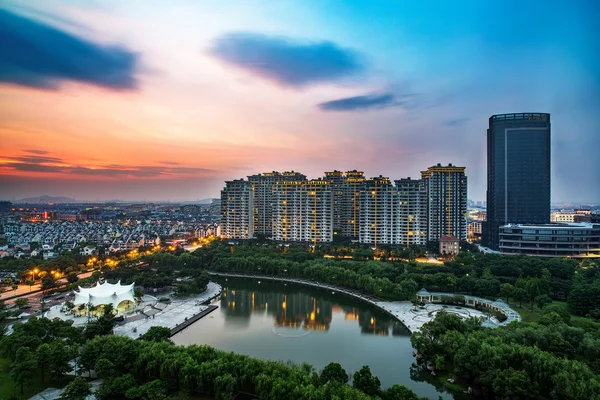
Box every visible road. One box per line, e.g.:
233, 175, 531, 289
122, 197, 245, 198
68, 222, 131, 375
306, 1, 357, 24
1, 270, 95, 304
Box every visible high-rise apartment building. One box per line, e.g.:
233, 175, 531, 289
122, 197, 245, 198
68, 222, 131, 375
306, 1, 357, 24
323, 170, 367, 240
422, 164, 467, 241
485, 113, 551, 250
324, 171, 346, 238
395, 178, 428, 246
342, 171, 367, 239
272, 180, 303, 242
222, 166, 467, 246
220, 179, 253, 239
248, 172, 278, 238
300, 179, 334, 244
248, 171, 306, 238
359, 176, 399, 246
272, 178, 332, 243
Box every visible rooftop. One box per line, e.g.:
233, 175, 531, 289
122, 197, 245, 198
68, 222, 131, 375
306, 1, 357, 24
439, 235, 459, 242
501, 222, 598, 229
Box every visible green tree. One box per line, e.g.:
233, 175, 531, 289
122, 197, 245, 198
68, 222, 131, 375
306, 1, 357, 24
60, 377, 92, 400
139, 326, 172, 343
94, 358, 115, 378
10, 347, 37, 394
320, 362, 349, 384
382, 384, 423, 400
36, 343, 52, 383
513, 287, 528, 308
14, 297, 29, 308
47, 341, 73, 379
103, 303, 115, 317
500, 283, 514, 302
352, 365, 381, 396
534, 294, 552, 310
66, 272, 79, 283
490, 368, 537, 400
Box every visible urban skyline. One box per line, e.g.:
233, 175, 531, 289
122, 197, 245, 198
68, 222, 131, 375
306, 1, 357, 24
220, 165, 468, 245
1, 1, 599, 203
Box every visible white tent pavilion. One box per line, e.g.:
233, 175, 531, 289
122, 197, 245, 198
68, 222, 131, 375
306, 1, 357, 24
73, 280, 135, 309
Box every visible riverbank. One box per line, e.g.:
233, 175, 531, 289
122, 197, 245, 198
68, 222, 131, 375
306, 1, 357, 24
208, 272, 521, 333
208, 271, 423, 331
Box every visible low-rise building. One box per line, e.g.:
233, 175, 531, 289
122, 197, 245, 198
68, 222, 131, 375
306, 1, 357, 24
499, 223, 600, 258
439, 235, 460, 255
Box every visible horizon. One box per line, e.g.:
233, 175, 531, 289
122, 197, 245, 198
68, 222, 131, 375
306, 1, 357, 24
1, 1, 599, 203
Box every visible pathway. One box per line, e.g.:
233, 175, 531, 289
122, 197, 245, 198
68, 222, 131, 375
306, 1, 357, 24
208, 272, 521, 333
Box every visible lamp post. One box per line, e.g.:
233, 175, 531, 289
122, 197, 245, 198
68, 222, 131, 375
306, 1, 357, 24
30, 268, 39, 292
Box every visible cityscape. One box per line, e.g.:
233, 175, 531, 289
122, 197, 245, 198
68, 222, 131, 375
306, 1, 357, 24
1, 1, 600, 400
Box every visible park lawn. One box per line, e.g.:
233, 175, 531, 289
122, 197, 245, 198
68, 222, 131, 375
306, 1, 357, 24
0, 357, 73, 399
510, 300, 600, 326
509, 303, 541, 322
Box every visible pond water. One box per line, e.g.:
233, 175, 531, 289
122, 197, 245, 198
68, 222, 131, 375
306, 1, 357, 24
172, 277, 458, 399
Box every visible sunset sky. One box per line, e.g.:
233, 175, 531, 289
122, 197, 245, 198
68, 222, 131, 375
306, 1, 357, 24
1, 0, 599, 202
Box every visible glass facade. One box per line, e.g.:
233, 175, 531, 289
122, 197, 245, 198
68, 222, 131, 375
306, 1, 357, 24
485, 113, 551, 250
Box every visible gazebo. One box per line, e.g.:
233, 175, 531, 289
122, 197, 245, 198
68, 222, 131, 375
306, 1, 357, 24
73, 280, 135, 309
416, 288, 431, 303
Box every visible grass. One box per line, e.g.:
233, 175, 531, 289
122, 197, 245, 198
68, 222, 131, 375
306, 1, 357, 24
508, 300, 600, 327
508, 302, 541, 322
0, 358, 73, 400
435, 372, 467, 392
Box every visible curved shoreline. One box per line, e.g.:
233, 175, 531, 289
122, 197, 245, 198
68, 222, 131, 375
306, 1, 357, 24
207, 271, 415, 330
207, 271, 521, 332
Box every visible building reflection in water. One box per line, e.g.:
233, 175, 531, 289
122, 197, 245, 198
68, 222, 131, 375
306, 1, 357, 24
358, 310, 391, 336
220, 287, 252, 327
218, 282, 409, 336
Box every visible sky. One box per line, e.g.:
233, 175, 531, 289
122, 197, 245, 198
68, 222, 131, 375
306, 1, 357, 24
0, 0, 599, 203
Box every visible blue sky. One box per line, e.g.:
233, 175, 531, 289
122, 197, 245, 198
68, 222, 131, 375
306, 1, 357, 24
1, 0, 598, 202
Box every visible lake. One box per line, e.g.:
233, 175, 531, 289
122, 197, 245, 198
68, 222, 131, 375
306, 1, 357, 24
172, 277, 456, 399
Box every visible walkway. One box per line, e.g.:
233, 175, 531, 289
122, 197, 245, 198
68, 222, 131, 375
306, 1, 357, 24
113, 282, 222, 339
3, 270, 96, 303
208, 272, 521, 333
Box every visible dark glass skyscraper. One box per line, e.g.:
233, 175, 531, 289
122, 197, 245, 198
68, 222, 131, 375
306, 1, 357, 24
485, 113, 551, 250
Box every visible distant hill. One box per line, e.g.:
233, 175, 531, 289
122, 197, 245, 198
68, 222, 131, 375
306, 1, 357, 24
198, 198, 216, 204
17, 195, 79, 204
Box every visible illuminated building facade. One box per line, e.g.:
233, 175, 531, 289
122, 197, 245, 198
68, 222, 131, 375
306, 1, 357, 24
422, 164, 467, 241
324, 170, 367, 240
499, 223, 600, 258
342, 170, 367, 239
248, 171, 307, 238
248, 172, 279, 238
358, 176, 399, 246
222, 166, 468, 245
272, 178, 333, 243
220, 179, 253, 239
324, 171, 345, 238
485, 113, 551, 250
395, 177, 427, 246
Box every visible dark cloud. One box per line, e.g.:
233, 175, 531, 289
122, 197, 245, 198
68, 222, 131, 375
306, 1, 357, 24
23, 149, 49, 155
318, 93, 418, 112
208, 32, 362, 88
0, 9, 139, 90
0, 154, 215, 178
11, 155, 64, 164
444, 118, 468, 127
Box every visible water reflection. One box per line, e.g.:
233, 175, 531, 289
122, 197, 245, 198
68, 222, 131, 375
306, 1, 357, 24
172, 278, 453, 399
219, 283, 409, 336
